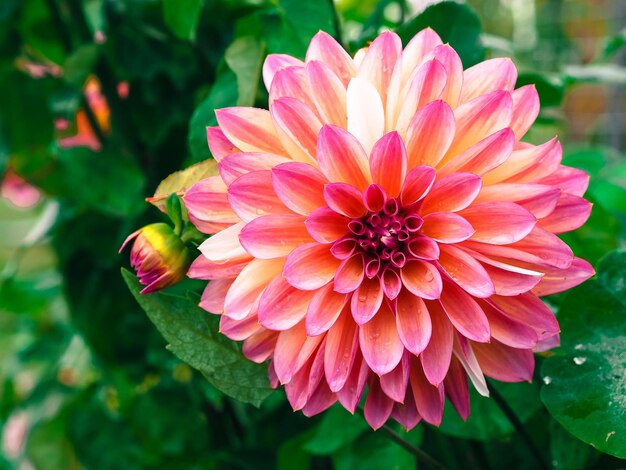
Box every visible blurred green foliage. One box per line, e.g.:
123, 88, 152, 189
1, 0, 625, 468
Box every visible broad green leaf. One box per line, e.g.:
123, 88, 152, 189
439, 381, 542, 440
305, 404, 368, 455
541, 250, 626, 458
274, 0, 336, 55
332, 425, 423, 470
396, 2, 485, 67
188, 63, 238, 163
163, 0, 205, 41
147, 159, 218, 211
224, 36, 266, 107
122, 268, 273, 407
549, 420, 596, 470
63, 45, 99, 87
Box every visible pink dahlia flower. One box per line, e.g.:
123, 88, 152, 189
184, 29, 594, 430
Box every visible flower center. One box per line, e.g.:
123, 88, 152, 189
330, 190, 424, 279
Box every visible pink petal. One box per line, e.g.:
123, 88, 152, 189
401, 260, 443, 300
421, 212, 475, 243
188, 255, 249, 280
242, 329, 278, 363
200, 278, 233, 314
460, 201, 537, 245
420, 172, 482, 214
306, 283, 348, 336
445, 91, 513, 161
219, 312, 262, 341
274, 322, 323, 383
407, 236, 440, 260
324, 310, 359, 392
359, 302, 404, 375
480, 300, 538, 348
364, 378, 395, 430
285, 356, 315, 411
219, 152, 290, 186
305, 206, 349, 243
198, 222, 248, 263
258, 275, 315, 330
262, 54, 304, 91
324, 183, 367, 218
483, 137, 559, 185
538, 165, 589, 197
334, 253, 364, 293
400, 164, 437, 206
358, 31, 402, 105
439, 282, 491, 342
227, 170, 291, 222
184, 176, 240, 234
351, 276, 384, 324
438, 244, 495, 298
405, 100, 455, 169
472, 340, 534, 382
224, 258, 284, 320
337, 353, 370, 413
395, 59, 447, 134
346, 77, 385, 154
460, 58, 517, 103
468, 250, 543, 296
239, 214, 311, 259
381, 267, 402, 299
215, 107, 284, 154
489, 293, 560, 340
207, 126, 239, 161
475, 183, 561, 219
317, 125, 372, 190
271, 162, 327, 215
269, 66, 316, 113
369, 131, 408, 197
410, 361, 445, 426
537, 193, 592, 234
395, 289, 432, 355
510, 85, 540, 139
532, 257, 594, 296
284, 242, 340, 290
453, 334, 489, 397
306, 31, 356, 87
391, 388, 422, 431
443, 357, 470, 420
401, 28, 443, 84
306, 60, 347, 126
438, 128, 515, 177
271, 97, 322, 163
420, 301, 454, 385
426, 44, 463, 108
380, 352, 410, 403
302, 380, 337, 417
508, 227, 573, 269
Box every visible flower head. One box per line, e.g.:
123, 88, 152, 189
185, 29, 594, 429
121, 223, 191, 294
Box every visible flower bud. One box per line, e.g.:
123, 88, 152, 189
120, 223, 191, 294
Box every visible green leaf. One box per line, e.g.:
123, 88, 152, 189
439, 381, 542, 440
305, 404, 368, 455
188, 63, 238, 163
541, 250, 626, 458
63, 45, 99, 87
224, 36, 266, 107
549, 419, 596, 470
122, 268, 273, 407
396, 2, 485, 67
332, 425, 423, 470
163, 0, 205, 41
274, 0, 336, 55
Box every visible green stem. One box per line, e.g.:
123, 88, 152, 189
356, 407, 448, 470
487, 382, 549, 470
